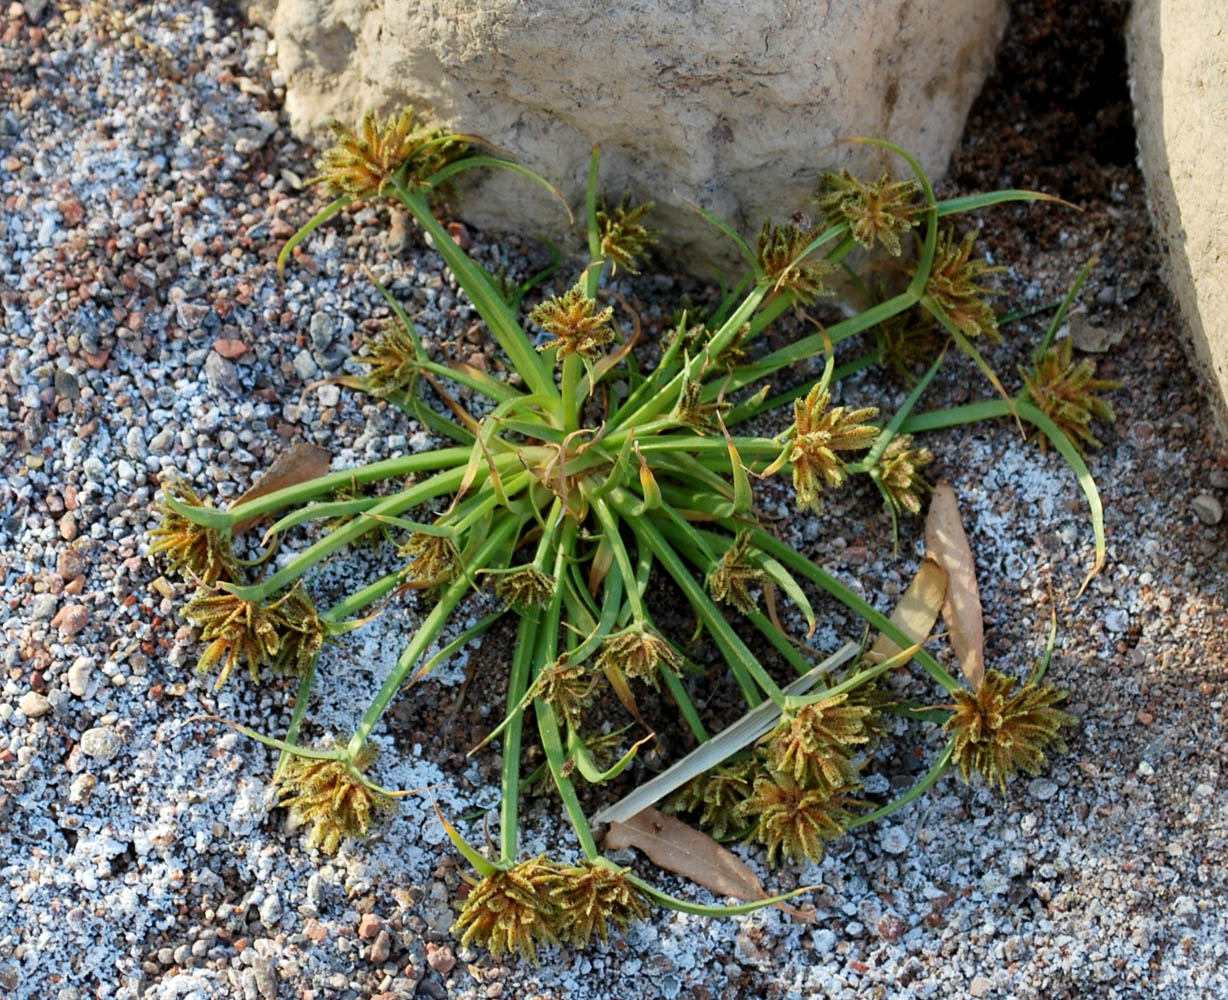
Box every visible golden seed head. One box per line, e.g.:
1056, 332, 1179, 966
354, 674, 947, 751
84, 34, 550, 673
920, 228, 1005, 340
398, 531, 461, 586
740, 770, 862, 865
149, 482, 239, 585
665, 757, 761, 841
786, 382, 879, 513
764, 693, 879, 791
353, 319, 421, 398
944, 668, 1077, 794
672, 371, 728, 434
182, 588, 281, 688
529, 282, 615, 361
875, 435, 934, 517
815, 168, 924, 257
756, 221, 837, 303
596, 192, 656, 275
310, 106, 466, 200
182, 584, 324, 687
1020, 338, 1120, 455
705, 531, 767, 615
530, 659, 596, 731
452, 856, 566, 961
549, 861, 648, 945
494, 566, 557, 609
277, 744, 390, 854
595, 627, 681, 687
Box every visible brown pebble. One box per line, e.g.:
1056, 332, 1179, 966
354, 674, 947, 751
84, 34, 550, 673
358, 912, 382, 940
59, 199, 84, 227
1136, 710, 1154, 725
84, 351, 110, 370
56, 548, 86, 580
59, 511, 78, 541
51, 603, 89, 637
212, 338, 248, 360
370, 929, 392, 964
447, 221, 471, 250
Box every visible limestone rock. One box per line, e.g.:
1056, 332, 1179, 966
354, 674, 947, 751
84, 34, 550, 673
246, 0, 1006, 272
1128, 1, 1228, 433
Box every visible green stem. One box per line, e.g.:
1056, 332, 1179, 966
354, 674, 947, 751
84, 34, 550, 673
500, 609, 541, 863
224, 449, 471, 528
845, 741, 954, 830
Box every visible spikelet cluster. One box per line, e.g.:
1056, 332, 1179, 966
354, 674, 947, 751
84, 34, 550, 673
277, 744, 390, 854
786, 381, 879, 512
149, 482, 239, 585
756, 221, 837, 303
815, 168, 924, 257
453, 857, 645, 960
945, 669, 1077, 794
1020, 338, 1120, 454
529, 283, 615, 360
596, 193, 656, 274
920, 228, 1005, 340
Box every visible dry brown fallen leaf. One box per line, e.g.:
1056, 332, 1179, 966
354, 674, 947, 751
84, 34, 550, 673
604, 807, 815, 922
924, 480, 985, 691
230, 442, 332, 535
865, 558, 947, 668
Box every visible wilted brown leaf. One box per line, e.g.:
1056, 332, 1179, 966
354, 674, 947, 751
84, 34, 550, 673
865, 559, 947, 668
924, 481, 985, 691
231, 443, 332, 535
604, 807, 815, 922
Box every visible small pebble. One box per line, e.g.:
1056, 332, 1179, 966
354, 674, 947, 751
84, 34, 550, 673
969, 976, 993, 997
19, 691, 51, 718
67, 657, 94, 697
1028, 778, 1059, 801
358, 913, 381, 940
1191, 493, 1223, 526
878, 825, 910, 855
51, 603, 90, 637
80, 726, 121, 763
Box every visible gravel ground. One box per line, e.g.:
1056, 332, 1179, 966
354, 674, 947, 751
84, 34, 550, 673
2, 1, 1228, 999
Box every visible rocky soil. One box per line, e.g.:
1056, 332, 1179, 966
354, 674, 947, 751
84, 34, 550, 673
1, 1, 1226, 998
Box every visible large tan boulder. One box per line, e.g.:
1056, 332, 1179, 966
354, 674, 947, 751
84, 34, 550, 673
247, 0, 1006, 272
1128, 0, 1228, 434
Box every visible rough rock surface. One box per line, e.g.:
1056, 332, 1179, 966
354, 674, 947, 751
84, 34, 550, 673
1127, 0, 1228, 433
248, 0, 1006, 270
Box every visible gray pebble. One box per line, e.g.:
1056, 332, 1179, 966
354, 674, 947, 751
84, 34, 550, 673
148, 429, 174, 454
205, 352, 240, 395
1028, 778, 1059, 801
1192, 493, 1223, 526
1209, 468, 1228, 490
309, 311, 335, 350
878, 824, 910, 855
31, 593, 57, 620
1104, 608, 1129, 633
54, 369, 80, 400
80, 726, 121, 763
292, 349, 318, 381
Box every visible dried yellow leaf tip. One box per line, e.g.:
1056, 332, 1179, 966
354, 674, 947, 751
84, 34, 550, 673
945, 669, 1076, 795
786, 380, 879, 513
1020, 337, 1120, 455
278, 745, 391, 854
815, 168, 924, 257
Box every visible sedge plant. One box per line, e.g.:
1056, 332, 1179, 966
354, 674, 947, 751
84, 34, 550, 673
151, 107, 1111, 959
